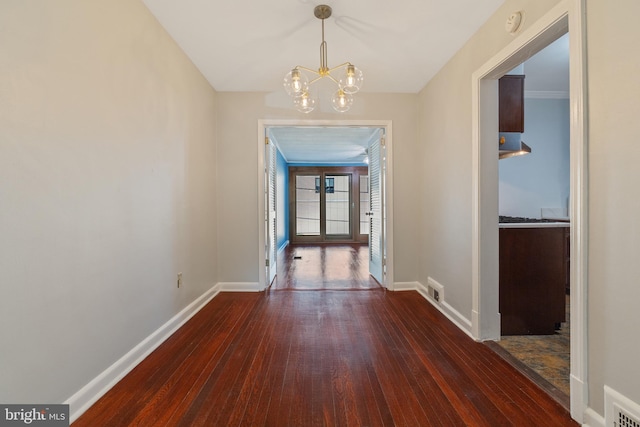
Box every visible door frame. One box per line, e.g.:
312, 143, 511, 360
257, 119, 394, 289
471, 0, 587, 422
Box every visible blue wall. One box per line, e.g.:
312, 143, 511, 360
276, 148, 289, 251
499, 97, 570, 218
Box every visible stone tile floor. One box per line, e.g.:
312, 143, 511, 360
496, 296, 570, 396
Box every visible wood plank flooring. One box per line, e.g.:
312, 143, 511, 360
272, 244, 381, 290
74, 245, 577, 426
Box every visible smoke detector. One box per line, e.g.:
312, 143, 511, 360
505, 11, 524, 34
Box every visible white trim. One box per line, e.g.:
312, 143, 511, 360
471, 310, 481, 339
605, 385, 640, 427
415, 282, 474, 340
219, 282, 262, 292
583, 407, 605, 427
471, 0, 588, 422
65, 283, 221, 423
525, 90, 570, 99
257, 119, 394, 290
571, 373, 588, 423
568, 1, 589, 423
392, 281, 420, 291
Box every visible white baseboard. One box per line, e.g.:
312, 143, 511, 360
571, 373, 587, 424
583, 407, 605, 427
65, 283, 221, 423
471, 310, 480, 339
392, 281, 420, 291
415, 281, 474, 339
219, 282, 262, 292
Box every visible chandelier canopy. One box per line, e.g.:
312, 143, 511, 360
283, 5, 364, 113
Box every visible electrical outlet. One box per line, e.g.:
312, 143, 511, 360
177, 273, 182, 288
433, 289, 440, 302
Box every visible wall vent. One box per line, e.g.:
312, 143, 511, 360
605, 386, 640, 427
426, 277, 444, 304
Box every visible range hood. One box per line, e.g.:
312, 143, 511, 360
499, 132, 531, 159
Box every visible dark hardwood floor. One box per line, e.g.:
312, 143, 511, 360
272, 244, 381, 290
74, 244, 577, 426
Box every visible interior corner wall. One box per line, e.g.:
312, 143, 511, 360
0, 0, 219, 405
215, 92, 419, 284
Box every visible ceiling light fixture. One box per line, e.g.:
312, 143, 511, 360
283, 4, 364, 113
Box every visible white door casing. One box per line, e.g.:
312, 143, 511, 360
257, 119, 394, 290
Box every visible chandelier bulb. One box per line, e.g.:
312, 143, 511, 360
331, 89, 353, 112
294, 91, 316, 113
339, 65, 363, 94
284, 68, 309, 96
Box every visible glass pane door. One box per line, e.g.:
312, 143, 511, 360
296, 175, 320, 236
360, 175, 369, 235
325, 175, 351, 237
290, 167, 366, 243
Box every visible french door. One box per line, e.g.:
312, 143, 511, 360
289, 166, 368, 244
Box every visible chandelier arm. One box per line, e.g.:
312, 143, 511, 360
308, 76, 324, 85
327, 62, 352, 73
295, 65, 321, 76
324, 74, 341, 86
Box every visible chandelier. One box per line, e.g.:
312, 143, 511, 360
283, 4, 364, 113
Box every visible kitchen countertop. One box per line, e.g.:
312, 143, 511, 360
499, 222, 570, 228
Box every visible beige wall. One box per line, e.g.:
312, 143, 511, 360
417, 0, 640, 419
416, 0, 564, 320
0, 0, 219, 404
586, 0, 640, 415
215, 92, 419, 284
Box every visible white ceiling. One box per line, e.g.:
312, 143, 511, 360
269, 126, 380, 164
142, 0, 568, 164
142, 0, 506, 94
523, 33, 569, 93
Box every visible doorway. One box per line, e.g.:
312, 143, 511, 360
257, 120, 394, 291
471, 0, 587, 422
492, 34, 571, 405
289, 166, 368, 244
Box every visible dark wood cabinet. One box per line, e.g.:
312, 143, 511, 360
499, 226, 569, 335
499, 75, 525, 132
